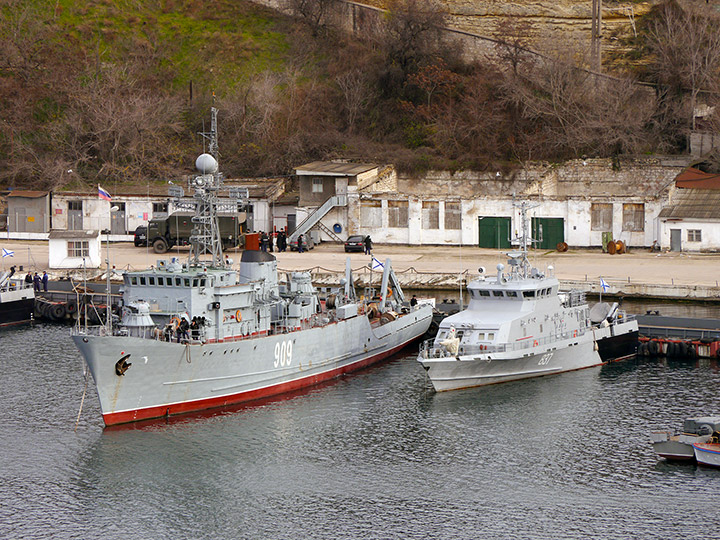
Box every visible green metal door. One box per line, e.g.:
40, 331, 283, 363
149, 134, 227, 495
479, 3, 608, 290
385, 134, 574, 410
478, 216, 511, 248
531, 217, 564, 250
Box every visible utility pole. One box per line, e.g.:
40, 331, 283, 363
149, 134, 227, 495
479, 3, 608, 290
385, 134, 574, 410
591, 0, 602, 72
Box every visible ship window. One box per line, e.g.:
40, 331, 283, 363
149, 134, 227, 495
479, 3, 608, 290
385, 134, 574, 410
175, 277, 181, 286
506, 291, 517, 297
523, 290, 536, 298
540, 324, 543, 332
479, 290, 490, 297
148, 277, 155, 285
192, 279, 199, 287
200, 278, 206, 287
157, 277, 164, 286
487, 332, 495, 341
167, 278, 173, 287
184, 278, 190, 287
477, 333, 485, 341
140, 276, 146, 286
130, 276, 137, 285
492, 291, 504, 297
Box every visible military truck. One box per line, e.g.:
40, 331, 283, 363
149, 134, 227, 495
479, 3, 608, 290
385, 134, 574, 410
146, 212, 246, 254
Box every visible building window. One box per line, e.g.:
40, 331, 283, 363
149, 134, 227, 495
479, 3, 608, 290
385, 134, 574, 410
445, 201, 461, 230
68, 201, 82, 211
688, 229, 702, 242
360, 200, 382, 228
388, 200, 408, 228
591, 203, 612, 231
312, 178, 323, 193
67, 240, 89, 258
422, 201, 439, 229
622, 203, 644, 232
153, 202, 168, 213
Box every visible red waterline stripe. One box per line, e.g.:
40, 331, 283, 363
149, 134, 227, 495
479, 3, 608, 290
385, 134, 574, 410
103, 336, 419, 426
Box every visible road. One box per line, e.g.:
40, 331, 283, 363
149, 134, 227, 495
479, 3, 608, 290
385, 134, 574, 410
2, 239, 719, 289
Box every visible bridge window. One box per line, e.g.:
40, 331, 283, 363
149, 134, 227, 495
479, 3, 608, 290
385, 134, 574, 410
157, 277, 164, 286
139, 276, 146, 286
479, 290, 490, 297
492, 291, 504, 297
523, 290, 536, 298
506, 291, 518, 297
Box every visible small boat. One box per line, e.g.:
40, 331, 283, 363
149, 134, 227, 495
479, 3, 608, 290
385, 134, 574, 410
650, 417, 720, 461
0, 266, 35, 328
693, 441, 720, 468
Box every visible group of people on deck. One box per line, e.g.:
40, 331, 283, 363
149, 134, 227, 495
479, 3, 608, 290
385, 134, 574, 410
24, 271, 48, 292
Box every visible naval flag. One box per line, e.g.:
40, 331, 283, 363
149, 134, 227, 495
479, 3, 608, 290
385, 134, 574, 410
2, 248, 14, 258
371, 256, 384, 270
600, 278, 610, 292
98, 185, 112, 201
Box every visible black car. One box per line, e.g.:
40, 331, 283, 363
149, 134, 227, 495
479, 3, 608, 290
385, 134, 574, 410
344, 235, 366, 253
134, 225, 147, 247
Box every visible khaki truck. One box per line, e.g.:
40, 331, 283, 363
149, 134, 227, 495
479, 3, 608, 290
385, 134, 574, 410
146, 212, 246, 254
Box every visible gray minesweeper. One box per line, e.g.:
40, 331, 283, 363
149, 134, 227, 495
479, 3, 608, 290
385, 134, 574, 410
71, 108, 432, 426
417, 201, 638, 391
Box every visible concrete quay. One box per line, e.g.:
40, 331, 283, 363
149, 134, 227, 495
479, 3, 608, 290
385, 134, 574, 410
3, 239, 720, 301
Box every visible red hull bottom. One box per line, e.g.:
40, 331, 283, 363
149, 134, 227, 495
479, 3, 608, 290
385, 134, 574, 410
103, 338, 416, 426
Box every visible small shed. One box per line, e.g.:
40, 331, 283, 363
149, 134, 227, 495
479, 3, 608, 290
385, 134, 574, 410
48, 230, 102, 269
6, 191, 50, 233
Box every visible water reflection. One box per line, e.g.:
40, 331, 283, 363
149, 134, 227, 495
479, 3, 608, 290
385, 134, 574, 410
2, 326, 720, 539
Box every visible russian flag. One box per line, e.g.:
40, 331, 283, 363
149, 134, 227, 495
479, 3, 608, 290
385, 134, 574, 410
98, 185, 111, 201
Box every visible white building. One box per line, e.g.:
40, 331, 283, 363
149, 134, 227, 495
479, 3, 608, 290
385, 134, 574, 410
294, 157, 688, 249
659, 167, 720, 252
48, 230, 102, 269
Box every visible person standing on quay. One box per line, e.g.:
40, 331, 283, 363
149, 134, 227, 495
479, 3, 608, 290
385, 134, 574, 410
364, 235, 373, 255
41, 271, 48, 292
277, 230, 287, 252
297, 233, 304, 253
33, 272, 41, 292
260, 231, 268, 252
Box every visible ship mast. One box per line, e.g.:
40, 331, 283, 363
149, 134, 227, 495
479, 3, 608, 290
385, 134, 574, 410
509, 199, 539, 279
187, 106, 225, 268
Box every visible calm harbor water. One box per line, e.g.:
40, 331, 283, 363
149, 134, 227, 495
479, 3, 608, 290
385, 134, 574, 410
2, 323, 720, 539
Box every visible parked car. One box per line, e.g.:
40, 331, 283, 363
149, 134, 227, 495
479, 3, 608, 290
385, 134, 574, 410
133, 225, 147, 247
289, 234, 314, 251
344, 235, 366, 253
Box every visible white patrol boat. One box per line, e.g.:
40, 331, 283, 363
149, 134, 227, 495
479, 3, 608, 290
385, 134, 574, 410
71, 108, 432, 426
418, 201, 611, 391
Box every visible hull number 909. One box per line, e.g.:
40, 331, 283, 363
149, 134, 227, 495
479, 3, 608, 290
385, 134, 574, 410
274, 340, 293, 368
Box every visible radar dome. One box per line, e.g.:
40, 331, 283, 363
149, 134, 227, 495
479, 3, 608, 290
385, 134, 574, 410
195, 153, 218, 174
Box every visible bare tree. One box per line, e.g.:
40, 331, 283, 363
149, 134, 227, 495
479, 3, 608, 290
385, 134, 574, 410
0, 0, 49, 82
286, 0, 338, 37
381, 0, 447, 74
643, 1, 720, 139
335, 69, 375, 134
492, 16, 535, 77
501, 44, 655, 158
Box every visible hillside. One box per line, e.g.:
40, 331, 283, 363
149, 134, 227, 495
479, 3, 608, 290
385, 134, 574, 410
0, 0, 716, 192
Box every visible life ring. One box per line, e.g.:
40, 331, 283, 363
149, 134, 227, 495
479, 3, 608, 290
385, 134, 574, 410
170, 316, 180, 329
573, 330, 577, 338
387, 287, 393, 298
533, 340, 539, 347
235, 310, 242, 322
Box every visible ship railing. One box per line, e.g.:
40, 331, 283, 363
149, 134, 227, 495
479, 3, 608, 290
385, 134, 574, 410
71, 324, 209, 343
419, 328, 593, 358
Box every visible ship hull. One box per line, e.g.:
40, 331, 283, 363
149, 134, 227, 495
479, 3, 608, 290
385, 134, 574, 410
73, 307, 432, 426
419, 337, 603, 392
0, 296, 34, 328
594, 320, 639, 362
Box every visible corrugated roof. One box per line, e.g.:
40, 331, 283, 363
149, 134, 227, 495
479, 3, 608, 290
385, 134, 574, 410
675, 167, 720, 189
658, 189, 720, 219
295, 161, 377, 176
7, 190, 48, 198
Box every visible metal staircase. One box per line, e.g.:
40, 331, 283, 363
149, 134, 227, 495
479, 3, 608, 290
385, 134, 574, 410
288, 194, 347, 243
